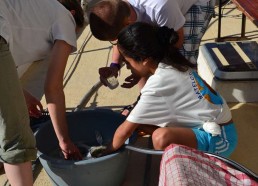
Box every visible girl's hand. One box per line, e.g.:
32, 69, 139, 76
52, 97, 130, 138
99, 66, 119, 86
121, 73, 140, 88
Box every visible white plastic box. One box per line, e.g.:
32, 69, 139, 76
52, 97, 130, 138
198, 41, 258, 102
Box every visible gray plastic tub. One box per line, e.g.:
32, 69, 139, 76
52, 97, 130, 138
35, 109, 129, 186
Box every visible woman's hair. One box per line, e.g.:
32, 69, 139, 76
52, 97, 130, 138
58, 0, 85, 28
89, 0, 130, 40
117, 22, 195, 71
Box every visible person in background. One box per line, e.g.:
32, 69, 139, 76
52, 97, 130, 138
101, 22, 237, 158
89, 0, 215, 114
0, 2, 84, 183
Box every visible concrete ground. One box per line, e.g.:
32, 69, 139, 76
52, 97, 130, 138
0, 2, 258, 186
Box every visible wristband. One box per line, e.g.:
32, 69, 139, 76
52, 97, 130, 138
110, 62, 121, 70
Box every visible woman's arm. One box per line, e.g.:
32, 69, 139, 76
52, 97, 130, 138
45, 40, 82, 160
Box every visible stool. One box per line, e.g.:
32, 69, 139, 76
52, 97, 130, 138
198, 41, 258, 102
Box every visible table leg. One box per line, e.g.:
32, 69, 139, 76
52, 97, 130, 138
241, 13, 246, 38
217, 0, 223, 41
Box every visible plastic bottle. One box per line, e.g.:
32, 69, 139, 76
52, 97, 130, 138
103, 75, 119, 89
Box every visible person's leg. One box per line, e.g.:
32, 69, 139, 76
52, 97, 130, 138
121, 93, 142, 116
152, 127, 197, 150
4, 162, 33, 186
180, 0, 215, 64
136, 124, 159, 136
0, 36, 36, 186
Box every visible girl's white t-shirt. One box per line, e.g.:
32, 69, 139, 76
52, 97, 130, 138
0, 0, 77, 66
127, 63, 231, 128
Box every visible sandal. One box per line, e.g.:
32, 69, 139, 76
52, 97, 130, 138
120, 94, 141, 117
120, 104, 135, 116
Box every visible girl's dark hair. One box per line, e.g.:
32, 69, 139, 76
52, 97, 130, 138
117, 22, 195, 71
59, 0, 85, 28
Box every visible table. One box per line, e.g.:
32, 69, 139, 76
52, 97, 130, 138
216, 0, 258, 42
198, 41, 258, 102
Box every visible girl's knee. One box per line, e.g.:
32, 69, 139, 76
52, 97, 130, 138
152, 128, 172, 150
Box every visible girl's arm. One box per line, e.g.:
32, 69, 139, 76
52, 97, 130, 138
112, 45, 122, 66
107, 120, 139, 153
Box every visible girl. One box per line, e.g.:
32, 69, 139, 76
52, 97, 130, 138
104, 22, 237, 157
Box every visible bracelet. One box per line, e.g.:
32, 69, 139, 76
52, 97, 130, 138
110, 62, 121, 70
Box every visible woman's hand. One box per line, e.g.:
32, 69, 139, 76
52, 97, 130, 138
60, 140, 83, 160
23, 89, 43, 118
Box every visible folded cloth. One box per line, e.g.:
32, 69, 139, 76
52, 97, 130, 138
159, 144, 258, 186
203, 121, 221, 136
